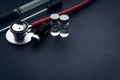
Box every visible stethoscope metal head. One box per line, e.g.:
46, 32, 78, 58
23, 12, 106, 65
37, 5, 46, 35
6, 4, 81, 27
6, 21, 34, 45
10, 21, 29, 35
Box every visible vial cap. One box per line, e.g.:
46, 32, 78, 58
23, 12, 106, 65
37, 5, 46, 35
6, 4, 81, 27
50, 13, 59, 22
60, 15, 69, 24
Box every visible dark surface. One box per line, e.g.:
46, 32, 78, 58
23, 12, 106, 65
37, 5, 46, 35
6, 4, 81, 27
0, 0, 120, 80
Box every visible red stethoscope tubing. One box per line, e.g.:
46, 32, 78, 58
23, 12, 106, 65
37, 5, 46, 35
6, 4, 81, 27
31, 0, 93, 28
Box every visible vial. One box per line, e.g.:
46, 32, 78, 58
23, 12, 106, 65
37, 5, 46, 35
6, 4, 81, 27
59, 15, 69, 37
50, 13, 60, 36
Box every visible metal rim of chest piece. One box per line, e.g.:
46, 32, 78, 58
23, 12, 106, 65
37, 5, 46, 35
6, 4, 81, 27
5, 21, 34, 45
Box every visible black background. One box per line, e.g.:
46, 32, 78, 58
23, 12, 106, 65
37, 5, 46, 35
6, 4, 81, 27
0, 0, 120, 80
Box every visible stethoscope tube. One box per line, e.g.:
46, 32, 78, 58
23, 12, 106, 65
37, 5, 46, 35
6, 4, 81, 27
31, 0, 93, 28
5, 0, 94, 45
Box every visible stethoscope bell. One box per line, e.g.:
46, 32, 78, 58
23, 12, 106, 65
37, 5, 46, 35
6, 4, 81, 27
6, 21, 34, 45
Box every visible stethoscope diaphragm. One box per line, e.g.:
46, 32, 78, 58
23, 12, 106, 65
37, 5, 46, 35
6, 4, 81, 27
6, 21, 34, 45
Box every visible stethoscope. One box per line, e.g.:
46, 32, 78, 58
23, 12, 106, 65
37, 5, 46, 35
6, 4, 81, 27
4, 0, 93, 45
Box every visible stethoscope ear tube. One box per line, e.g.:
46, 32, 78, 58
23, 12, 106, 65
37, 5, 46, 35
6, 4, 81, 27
5, 0, 94, 45
32, 23, 50, 37
31, 0, 93, 28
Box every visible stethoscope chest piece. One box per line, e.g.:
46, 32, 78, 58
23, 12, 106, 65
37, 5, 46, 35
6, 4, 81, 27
6, 21, 34, 45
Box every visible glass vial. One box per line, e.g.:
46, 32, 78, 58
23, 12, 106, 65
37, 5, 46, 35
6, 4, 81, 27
50, 13, 60, 36
59, 15, 69, 37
